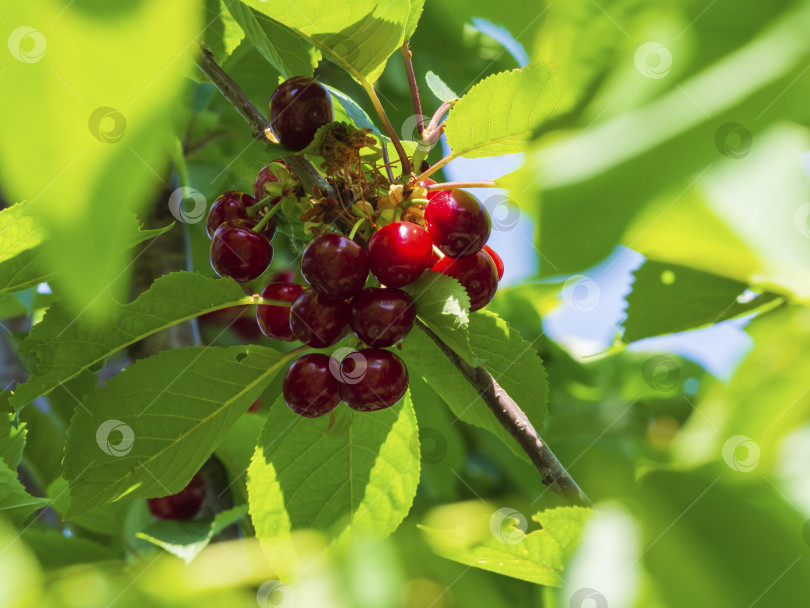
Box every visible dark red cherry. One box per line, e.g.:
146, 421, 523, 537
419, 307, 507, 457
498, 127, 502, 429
148, 473, 206, 520
248, 398, 261, 413
268, 268, 296, 283
270, 77, 334, 151
253, 160, 290, 202
206, 191, 257, 238
339, 349, 409, 411
482, 245, 504, 280
210, 220, 273, 282
350, 287, 416, 347
367, 222, 433, 288
425, 189, 491, 258
257, 282, 305, 341
282, 353, 341, 418
433, 251, 498, 311
301, 233, 369, 298
290, 289, 351, 348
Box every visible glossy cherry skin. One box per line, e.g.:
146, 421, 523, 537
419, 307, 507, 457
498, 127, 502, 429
148, 473, 206, 520
257, 282, 305, 341
433, 251, 498, 311
418, 178, 444, 201
367, 222, 433, 288
339, 349, 409, 411
282, 353, 341, 418
210, 220, 273, 282
268, 268, 296, 284
482, 245, 504, 280
425, 189, 491, 258
270, 77, 334, 151
350, 287, 415, 347
253, 160, 289, 202
206, 191, 257, 238
301, 233, 370, 298
290, 289, 351, 348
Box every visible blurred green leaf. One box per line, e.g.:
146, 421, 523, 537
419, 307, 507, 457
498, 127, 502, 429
400, 310, 548, 461
0, 459, 48, 525
425, 71, 459, 102
0, 414, 26, 470
0, 0, 202, 316
137, 505, 248, 563
241, 0, 410, 84
47, 476, 129, 537
13, 272, 257, 410
63, 345, 294, 517
421, 503, 590, 585
248, 392, 420, 550
623, 260, 783, 342
402, 271, 473, 365
20, 528, 121, 569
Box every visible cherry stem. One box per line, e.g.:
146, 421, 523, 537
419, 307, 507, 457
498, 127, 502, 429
414, 152, 458, 183
431, 245, 445, 259
363, 82, 412, 175
427, 100, 456, 133
251, 201, 284, 232
400, 42, 423, 137
245, 193, 278, 218
426, 181, 497, 191
348, 217, 366, 240
380, 141, 396, 184
414, 319, 593, 508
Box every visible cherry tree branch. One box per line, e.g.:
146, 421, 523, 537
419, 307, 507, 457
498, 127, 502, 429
415, 319, 593, 507
362, 82, 412, 176
194, 43, 333, 197
401, 42, 423, 137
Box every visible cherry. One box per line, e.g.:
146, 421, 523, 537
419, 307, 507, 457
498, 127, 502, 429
339, 349, 409, 412
248, 398, 261, 413
350, 287, 416, 347
283, 353, 341, 418
418, 178, 444, 201
257, 282, 305, 341
301, 233, 369, 298
148, 473, 206, 520
425, 189, 491, 258
253, 160, 290, 202
290, 289, 351, 348
433, 251, 498, 311
210, 220, 273, 282
268, 268, 296, 283
270, 76, 334, 151
367, 222, 433, 288
482, 245, 504, 280
206, 191, 257, 238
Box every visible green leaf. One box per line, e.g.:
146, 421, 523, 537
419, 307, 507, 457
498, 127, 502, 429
248, 392, 420, 549
0, 459, 48, 525
240, 0, 411, 84
137, 505, 248, 563
405, 0, 426, 41
20, 529, 121, 569
425, 71, 459, 102
0, 0, 203, 316
400, 310, 548, 461
62, 345, 296, 517
12, 272, 259, 410
325, 85, 381, 135
402, 271, 474, 365
623, 261, 784, 343
0, 414, 26, 469
225, 0, 320, 79
47, 477, 129, 537
0, 202, 170, 298
420, 503, 590, 586
203, 0, 245, 66
443, 64, 573, 159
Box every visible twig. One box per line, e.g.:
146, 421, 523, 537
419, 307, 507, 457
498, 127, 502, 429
380, 141, 395, 183
415, 319, 593, 508
362, 82, 412, 176
401, 42, 423, 137
425, 181, 496, 190
194, 42, 334, 197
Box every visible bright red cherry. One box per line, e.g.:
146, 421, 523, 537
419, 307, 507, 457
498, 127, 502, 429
350, 287, 415, 347
367, 222, 432, 287
148, 473, 206, 520
425, 189, 491, 258
418, 178, 444, 201
270, 77, 334, 151
206, 191, 257, 238
301, 233, 369, 298
282, 353, 341, 418
290, 289, 351, 348
482, 245, 504, 280
253, 160, 290, 202
257, 282, 305, 341
210, 220, 273, 282
433, 251, 498, 311
339, 349, 409, 411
